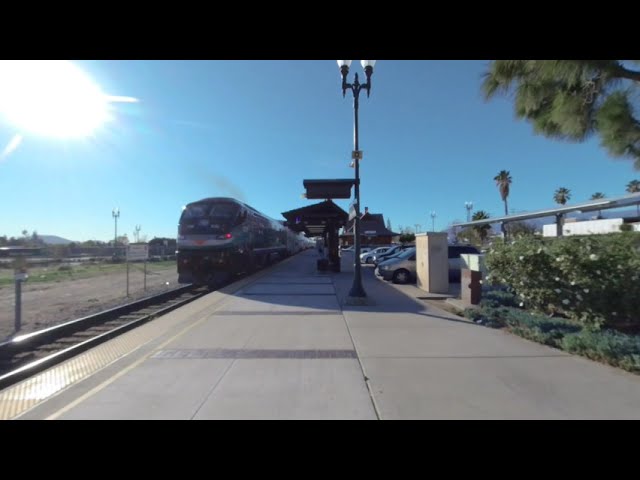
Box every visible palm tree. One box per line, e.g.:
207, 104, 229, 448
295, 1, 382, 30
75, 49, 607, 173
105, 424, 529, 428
471, 210, 492, 244
554, 187, 571, 206
494, 170, 512, 216
590, 192, 606, 218
627, 180, 640, 215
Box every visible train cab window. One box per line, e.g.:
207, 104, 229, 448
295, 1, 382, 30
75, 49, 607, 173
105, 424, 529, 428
235, 210, 248, 225
180, 202, 241, 234
182, 204, 209, 220
207, 203, 239, 220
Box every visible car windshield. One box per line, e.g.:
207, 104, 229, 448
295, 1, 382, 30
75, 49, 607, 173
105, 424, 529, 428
396, 248, 416, 259
449, 246, 480, 258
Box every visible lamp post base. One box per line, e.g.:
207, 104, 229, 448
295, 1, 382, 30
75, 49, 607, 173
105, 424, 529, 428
344, 294, 376, 306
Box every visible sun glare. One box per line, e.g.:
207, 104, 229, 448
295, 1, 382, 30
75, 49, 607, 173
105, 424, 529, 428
0, 61, 136, 141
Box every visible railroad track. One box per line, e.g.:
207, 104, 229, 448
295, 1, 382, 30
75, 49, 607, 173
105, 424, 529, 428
0, 284, 209, 391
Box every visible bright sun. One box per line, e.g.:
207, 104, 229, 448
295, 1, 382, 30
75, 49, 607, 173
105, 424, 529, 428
0, 61, 138, 154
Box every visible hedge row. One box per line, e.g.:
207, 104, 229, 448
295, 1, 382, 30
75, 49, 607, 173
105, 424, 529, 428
484, 233, 640, 330
464, 291, 640, 373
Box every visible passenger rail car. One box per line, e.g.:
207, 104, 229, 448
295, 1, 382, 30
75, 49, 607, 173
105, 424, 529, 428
177, 197, 306, 286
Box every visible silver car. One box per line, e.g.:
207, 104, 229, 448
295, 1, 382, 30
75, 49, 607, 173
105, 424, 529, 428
373, 244, 414, 266
377, 247, 416, 284
360, 246, 390, 264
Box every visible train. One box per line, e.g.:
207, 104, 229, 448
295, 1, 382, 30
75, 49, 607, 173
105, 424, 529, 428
176, 197, 311, 286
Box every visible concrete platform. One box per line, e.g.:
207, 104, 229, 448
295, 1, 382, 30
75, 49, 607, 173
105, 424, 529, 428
6, 249, 640, 420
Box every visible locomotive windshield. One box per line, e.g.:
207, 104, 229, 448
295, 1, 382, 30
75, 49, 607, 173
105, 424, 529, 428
180, 201, 241, 234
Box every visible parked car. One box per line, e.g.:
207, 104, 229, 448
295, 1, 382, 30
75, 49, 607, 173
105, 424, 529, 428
377, 247, 416, 284
340, 245, 373, 255
360, 246, 390, 264
373, 248, 408, 276
448, 245, 481, 281
375, 245, 481, 284
373, 244, 414, 266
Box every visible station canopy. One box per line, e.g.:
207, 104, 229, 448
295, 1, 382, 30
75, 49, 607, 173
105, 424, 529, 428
282, 200, 348, 237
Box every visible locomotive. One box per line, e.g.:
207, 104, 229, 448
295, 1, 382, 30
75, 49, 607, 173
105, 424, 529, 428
176, 197, 308, 286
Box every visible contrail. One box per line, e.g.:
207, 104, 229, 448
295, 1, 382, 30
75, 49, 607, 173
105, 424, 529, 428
0, 133, 22, 161
106, 95, 139, 103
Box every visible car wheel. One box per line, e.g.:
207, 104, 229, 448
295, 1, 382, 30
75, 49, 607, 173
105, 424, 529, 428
365, 256, 372, 264
392, 269, 411, 284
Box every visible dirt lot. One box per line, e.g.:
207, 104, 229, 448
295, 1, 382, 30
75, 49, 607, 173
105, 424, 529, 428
0, 262, 179, 341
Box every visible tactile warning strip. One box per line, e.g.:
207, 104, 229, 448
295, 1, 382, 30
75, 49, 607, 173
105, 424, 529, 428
152, 349, 357, 360
0, 324, 157, 420
241, 293, 336, 296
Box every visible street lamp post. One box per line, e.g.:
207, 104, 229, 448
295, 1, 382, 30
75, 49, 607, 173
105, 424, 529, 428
112, 207, 120, 252
337, 60, 376, 299
430, 211, 437, 232
465, 201, 473, 222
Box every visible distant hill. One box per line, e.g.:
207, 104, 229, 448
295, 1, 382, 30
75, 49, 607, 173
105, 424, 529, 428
39, 235, 74, 245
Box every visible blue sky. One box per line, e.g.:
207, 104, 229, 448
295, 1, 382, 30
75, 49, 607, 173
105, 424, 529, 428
0, 60, 637, 241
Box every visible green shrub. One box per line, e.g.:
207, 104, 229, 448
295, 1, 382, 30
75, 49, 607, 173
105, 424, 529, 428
480, 289, 519, 309
502, 308, 580, 333
561, 331, 640, 372
619, 224, 633, 232
463, 308, 482, 321
475, 306, 511, 328
485, 233, 640, 330
470, 293, 640, 374
502, 308, 581, 347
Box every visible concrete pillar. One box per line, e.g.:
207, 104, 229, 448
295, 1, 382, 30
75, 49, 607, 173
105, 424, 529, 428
416, 232, 449, 294
556, 214, 564, 237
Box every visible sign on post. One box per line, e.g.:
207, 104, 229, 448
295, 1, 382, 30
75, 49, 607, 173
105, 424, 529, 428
14, 271, 28, 281
14, 267, 28, 331
126, 243, 149, 261
126, 243, 149, 296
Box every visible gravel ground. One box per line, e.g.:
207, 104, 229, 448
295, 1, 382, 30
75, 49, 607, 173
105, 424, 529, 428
0, 263, 179, 341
